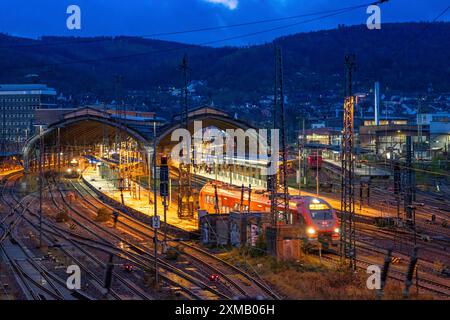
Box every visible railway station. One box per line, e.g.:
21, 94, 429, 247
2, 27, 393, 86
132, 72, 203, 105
1, 1, 449, 303
1, 98, 447, 301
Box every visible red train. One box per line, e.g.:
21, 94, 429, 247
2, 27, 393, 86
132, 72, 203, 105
307, 153, 323, 169
198, 184, 340, 246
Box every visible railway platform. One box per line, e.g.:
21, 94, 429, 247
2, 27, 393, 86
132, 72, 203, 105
81, 166, 198, 232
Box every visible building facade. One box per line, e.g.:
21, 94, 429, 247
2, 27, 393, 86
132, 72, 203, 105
417, 112, 450, 155
359, 122, 430, 159
0, 84, 57, 153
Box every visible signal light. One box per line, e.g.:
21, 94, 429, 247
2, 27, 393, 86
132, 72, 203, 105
209, 274, 220, 282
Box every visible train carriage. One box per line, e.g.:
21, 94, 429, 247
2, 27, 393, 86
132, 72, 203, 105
307, 153, 323, 169
199, 183, 340, 246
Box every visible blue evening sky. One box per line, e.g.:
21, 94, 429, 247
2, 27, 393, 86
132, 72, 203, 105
0, 0, 448, 46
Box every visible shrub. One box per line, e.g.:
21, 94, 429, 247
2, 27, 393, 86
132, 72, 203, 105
95, 207, 110, 222
165, 247, 180, 261
56, 209, 70, 223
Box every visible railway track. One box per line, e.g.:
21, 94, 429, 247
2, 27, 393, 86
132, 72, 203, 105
0, 173, 75, 300
324, 237, 450, 297
1, 173, 154, 300
73, 176, 281, 300
48, 177, 233, 300
321, 249, 450, 297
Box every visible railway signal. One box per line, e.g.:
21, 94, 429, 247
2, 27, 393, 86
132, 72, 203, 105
112, 211, 119, 228
377, 248, 393, 299
403, 247, 419, 298
159, 156, 169, 197
104, 253, 115, 297
160, 155, 169, 250
123, 263, 134, 273
209, 274, 220, 282
152, 215, 160, 229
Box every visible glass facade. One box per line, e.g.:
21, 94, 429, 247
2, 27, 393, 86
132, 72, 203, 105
0, 84, 57, 153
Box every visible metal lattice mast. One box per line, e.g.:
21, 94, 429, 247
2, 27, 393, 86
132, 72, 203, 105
404, 136, 414, 225
114, 75, 125, 204
340, 55, 356, 269
269, 47, 290, 225
269, 48, 279, 225
1, 100, 5, 154
177, 55, 194, 219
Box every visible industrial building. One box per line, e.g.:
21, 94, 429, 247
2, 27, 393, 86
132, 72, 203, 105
417, 112, 450, 156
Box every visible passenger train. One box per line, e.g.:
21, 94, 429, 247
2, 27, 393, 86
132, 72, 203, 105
307, 153, 323, 169
198, 183, 340, 246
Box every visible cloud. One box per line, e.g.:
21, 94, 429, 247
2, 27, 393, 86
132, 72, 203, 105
202, 0, 238, 10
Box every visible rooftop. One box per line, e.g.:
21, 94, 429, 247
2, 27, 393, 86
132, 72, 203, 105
0, 84, 57, 95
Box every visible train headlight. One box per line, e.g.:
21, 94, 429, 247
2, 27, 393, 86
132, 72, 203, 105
334, 227, 340, 234
307, 227, 316, 235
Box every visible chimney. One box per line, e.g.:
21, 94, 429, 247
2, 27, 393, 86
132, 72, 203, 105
374, 81, 380, 125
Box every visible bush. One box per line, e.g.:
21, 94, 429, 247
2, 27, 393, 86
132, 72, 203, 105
95, 207, 110, 222
165, 247, 180, 261
55, 209, 70, 223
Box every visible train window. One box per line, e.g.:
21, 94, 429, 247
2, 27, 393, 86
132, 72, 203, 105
233, 203, 240, 211
310, 210, 334, 220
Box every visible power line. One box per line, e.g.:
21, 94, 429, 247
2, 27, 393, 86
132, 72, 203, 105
2, 1, 383, 72
0, 1, 380, 50
389, 5, 450, 63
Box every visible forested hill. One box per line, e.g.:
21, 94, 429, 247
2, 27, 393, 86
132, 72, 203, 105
0, 22, 449, 98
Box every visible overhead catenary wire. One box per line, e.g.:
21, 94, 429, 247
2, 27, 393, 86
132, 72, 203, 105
0, 1, 383, 50
2, 1, 387, 73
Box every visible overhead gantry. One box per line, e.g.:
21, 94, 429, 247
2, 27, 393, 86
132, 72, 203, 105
23, 106, 159, 175
22, 105, 262, 180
